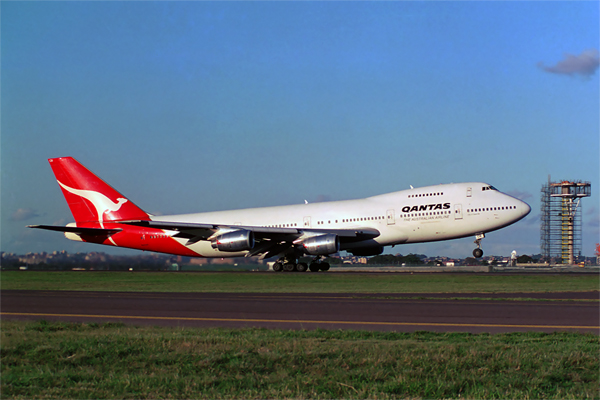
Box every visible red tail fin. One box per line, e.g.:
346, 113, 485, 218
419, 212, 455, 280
49, 157, 150, 224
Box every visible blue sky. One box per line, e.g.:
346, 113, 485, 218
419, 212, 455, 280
2, 1, 598, 258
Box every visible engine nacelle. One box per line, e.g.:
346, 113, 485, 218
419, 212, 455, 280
211, 230, 255, 252
301, 234, 340, 255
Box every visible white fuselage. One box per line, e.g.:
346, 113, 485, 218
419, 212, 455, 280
152, 182, 530, 257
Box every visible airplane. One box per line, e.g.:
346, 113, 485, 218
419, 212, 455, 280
29, 157, 531, 272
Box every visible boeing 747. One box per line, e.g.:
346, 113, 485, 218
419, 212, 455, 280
30, 157, 531, 272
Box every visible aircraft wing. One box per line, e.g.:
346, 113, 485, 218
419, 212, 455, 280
122, 220, 379, 240
121, 220, 380, 258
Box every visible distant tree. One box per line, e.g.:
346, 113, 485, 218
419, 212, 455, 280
464, 257, 480, 266
517, 255, 533, 264
0, 258, 21, 270
367, 254, 403, 265
530, 254, 542, 263
403, 254, 423, 265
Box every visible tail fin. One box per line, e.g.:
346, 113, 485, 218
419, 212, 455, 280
49, 157, 150, 224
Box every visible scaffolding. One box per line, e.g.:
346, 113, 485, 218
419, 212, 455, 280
540, 179, 591, 264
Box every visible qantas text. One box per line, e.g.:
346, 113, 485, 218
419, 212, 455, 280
401, 203, 451, 213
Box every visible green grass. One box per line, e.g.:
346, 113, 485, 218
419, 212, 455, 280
2, 271, 599, 293
1, 320, 598, 399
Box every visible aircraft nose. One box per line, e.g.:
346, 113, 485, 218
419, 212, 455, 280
520, 200, 531, 217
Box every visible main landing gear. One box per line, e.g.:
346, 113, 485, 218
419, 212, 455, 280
473, 233, 485, 258
272, 256, 330, 272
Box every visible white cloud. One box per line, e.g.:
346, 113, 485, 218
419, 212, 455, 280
538, 49, 600, 78
10, 208, 40, 221
506, 190, 533, 201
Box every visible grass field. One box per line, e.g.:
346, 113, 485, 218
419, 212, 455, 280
2, 320, 599, 399
3, 272, 598, 398
2, 271, 599, 293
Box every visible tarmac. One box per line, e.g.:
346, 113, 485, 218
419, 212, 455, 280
2, 289, 598, 334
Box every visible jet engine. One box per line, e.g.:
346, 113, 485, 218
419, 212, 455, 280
301, 234, 340, 255
211, 230, 255, 252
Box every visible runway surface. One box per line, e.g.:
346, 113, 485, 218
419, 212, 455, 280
1, 290, 598, 334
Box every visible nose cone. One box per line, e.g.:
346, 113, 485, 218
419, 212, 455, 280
520, 200, 531, 218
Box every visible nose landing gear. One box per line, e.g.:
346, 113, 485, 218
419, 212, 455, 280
473, 233, 485, 258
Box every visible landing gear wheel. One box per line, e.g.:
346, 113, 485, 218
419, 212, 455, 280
272, 262, 283, 272
283, 262, 296, 272
319, 262, 330, 271
309, 263, 320, 272
473, 233, 485, 259
296, 262, 308, 272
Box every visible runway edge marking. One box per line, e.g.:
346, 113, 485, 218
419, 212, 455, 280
2, 312, 598, 331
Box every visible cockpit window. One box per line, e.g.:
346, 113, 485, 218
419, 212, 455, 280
482, 185, 498, 191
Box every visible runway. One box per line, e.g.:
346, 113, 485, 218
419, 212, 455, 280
1, 290, 598, 334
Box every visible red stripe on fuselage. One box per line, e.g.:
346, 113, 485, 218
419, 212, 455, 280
75, 223, 202, 257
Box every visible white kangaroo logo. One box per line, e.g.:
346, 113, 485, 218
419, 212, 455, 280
58, 181, 128, 226
58, 181, 128, 246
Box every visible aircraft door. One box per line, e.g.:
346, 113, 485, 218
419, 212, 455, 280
454, 204, 463, 220
303, 216, 311, 228
386, 209, 395, 225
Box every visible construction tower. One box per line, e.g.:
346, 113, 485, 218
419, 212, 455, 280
540, 178, 591, 264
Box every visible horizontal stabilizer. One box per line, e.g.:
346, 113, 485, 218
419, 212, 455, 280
28, 225, 122, 236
